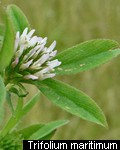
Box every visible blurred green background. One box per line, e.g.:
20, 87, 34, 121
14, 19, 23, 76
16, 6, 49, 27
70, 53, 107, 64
0, 0, 120, 139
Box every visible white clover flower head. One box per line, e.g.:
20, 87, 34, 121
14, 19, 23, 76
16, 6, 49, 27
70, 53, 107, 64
12, 27, 61, 80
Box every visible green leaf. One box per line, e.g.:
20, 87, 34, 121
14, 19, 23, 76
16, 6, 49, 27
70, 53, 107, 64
33, 79, 108, 127
0, 16, 14, 72
29, 120, 69, 140
6, 4, 30, 33
18, 124, 44, 139
55, 39, 120, 75
40, 131, 55, 140
0, 24, 5, 36
0, 76, 6, 123
22, 92, 40, 117
17, 124, 55, 140
0, 24, 5, 50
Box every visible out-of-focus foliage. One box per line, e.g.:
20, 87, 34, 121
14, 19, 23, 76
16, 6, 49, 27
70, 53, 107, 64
0, 0, 120, 139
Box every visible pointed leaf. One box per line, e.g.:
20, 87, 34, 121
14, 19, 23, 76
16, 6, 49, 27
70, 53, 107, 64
33, 79, 108, 127
55, 39, 120, 75
29, 120, 69, 140
40, 131, 55, 140
0, 16, 14, 72
6, 4, 30, 33
22, 92, 40, 117
18, 124, 44, 139
17, 124, 56, 140
0, 76, 6, 123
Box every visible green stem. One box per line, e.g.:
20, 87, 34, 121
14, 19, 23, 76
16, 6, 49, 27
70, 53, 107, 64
0, 97, 23, 137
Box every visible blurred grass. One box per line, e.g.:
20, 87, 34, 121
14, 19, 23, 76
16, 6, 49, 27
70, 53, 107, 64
0, 0, 120, 139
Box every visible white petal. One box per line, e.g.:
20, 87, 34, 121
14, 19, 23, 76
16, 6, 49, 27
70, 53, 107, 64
14, 31, 20, 50
15, 44, 24, 57
16, 31, 20, 39
33, 53, 49, 66
24, 74, 38, 80
21, 28, 28, 38
19, 37, 26, 45
27, 29, 35, 40
25, 49, 36, 61
29, 36, 38, 47
47, 59, 61, 68
47, 41, 56, 53
49, 50, 57, 57
40, 37, 47, 44
34, 45, 42, 51
29, 64, 42, 70
23, 55, 28, 61
20, 59, 33, 70
25, 45, 42, 61
37, 37, 43, 43
41, 73, 55, 80
33, 49, 41, 59
37, 67, 50, 74
42, 47, 47, 53
12, 57, 19, 67
33, 45, 44, 57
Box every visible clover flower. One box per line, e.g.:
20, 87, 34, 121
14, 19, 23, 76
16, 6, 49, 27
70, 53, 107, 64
11, 28, 61, 80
